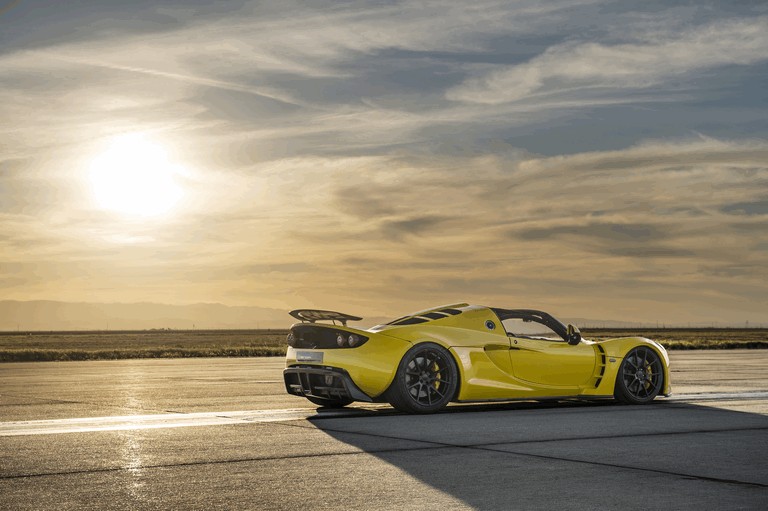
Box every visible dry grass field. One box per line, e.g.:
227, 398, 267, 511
0, 328, 766, 362
584, 328, 768, 349
0, 329, 289, 362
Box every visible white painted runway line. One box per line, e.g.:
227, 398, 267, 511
660, 391, 768, 402
0, 409, 356, 436
2, 391, 766, 437
0, 406, 393, 436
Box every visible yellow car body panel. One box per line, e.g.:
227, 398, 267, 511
509, 338, 596, 387
285, 327, 412, 398
283, 303, 671, 408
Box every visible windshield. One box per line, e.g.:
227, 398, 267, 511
502, 317, 564, 341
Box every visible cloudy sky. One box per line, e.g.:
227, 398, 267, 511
1, 0, 767, 326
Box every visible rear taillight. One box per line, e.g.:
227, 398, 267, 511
287, 325, 369, 349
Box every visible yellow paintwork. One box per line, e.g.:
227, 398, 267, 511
511, 338, 595, 386
285, 304, 671, 402
285, 327, 412, 397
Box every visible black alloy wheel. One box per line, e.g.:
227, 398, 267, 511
385, 342, 458, 413
306, 396, 353, 408
614, 346, 664, 404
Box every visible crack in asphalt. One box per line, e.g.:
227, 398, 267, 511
475, 445, 768, 489
0, 392, 188, 416
3, 421, 766, 490
289, 419, 768, 447
276, 421, 768, 489
0, 444, 451, 481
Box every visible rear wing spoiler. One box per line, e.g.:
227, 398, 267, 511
289, 309, 363, 326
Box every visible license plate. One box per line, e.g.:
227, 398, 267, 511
296, 351, 323, 363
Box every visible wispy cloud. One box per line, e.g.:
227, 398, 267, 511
447, 17, 768, 104
31, 51, 308, 107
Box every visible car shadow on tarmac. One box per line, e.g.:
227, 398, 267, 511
310, 400, 768, 510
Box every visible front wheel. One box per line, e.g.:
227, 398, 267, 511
614, 347, 664, 404
306, 396, 353, 408
384, 342, 458, 414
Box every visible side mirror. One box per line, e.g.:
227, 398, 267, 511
566, 324, 582, 345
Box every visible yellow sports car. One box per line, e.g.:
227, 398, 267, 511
283, 303, 671, 413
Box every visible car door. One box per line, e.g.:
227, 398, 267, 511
503, 318, 596, 387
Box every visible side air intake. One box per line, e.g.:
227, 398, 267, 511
593, 344, 607, 388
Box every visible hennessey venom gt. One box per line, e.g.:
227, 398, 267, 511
283, 303, 670, 413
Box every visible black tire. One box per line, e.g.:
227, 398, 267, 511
306, 396, 353, 408
384, 342, 458, 414
614, 346, 664, 404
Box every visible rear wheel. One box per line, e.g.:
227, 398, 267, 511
614, 347, 663, 404
306, 396, 353, 408
384, 343, 458, 413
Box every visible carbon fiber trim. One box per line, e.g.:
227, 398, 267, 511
283, 366, 372, 402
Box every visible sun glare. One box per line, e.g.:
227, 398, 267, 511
89, 134, 183, 217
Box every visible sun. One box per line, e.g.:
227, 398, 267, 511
89, 134, 183, 217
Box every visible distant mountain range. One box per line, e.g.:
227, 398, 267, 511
0, 300, 739, 331
0, 300, 295, 331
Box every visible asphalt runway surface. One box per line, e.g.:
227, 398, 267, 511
1, 351, 767, 510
